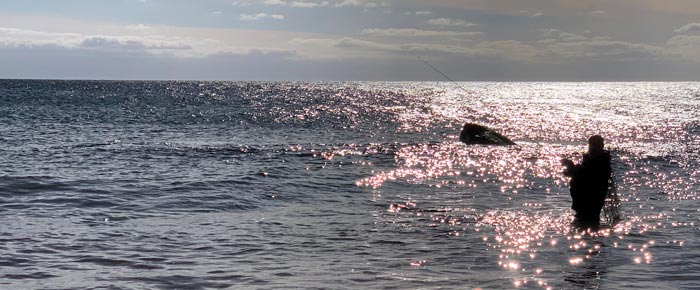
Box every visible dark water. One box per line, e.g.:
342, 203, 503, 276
1, 80, 699, 289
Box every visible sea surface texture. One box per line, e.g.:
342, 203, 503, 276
1, 80, 699, 289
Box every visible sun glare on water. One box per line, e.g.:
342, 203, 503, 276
349, 82, 698, 288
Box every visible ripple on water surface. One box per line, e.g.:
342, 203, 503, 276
0, 81, 698, 289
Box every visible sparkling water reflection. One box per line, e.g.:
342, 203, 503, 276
353, 82, 699, 289
0, 81, 698, 289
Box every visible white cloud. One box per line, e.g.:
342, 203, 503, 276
517, 10, 542, 17
261, 0, 326, 7
289, 1, 326, 8
240, 13, 285, 21
263, 0, 286, 5
0, 27, 192, 54
667, 34, 700, 46
0, 27, 82, 48
362, 28, 481, 38
558, 32, 587, 42
589, 10, 605, 15
412, 1, 700, 17
79, 36, 191, 51
674, 22, 700, 33
666, 34, 700, 61
210, 11, 223, 15
402, 10, 432, 16
426, 18, 479, 28
234, 0, 382, 8
125, 24, 152, 30
335, 0, 388, 8
539, 28, 558, 36
539, 28, 588, 42
0, 14, 332, 59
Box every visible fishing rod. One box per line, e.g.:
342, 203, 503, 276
415, 56, 477, 103
417, 56, 456, 83
415, 55, 552, 150
416, 56, 622, 225
416, 55, 623, 226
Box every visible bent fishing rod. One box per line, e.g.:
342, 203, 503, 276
414, 55, 552, 150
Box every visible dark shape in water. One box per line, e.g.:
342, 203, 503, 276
459, 123, 516, 145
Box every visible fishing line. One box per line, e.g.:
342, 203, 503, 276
414, 55, 551, 150
416, 55, 622, 225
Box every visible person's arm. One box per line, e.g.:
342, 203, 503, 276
561, 159, 580, 177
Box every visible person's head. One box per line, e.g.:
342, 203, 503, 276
588, 135, 605, 152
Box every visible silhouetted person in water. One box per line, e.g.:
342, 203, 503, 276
561, 135, 611, 229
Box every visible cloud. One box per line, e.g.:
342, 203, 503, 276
288, 36, 538, 61
539, 28, 588, 42
667, 34, 700, 46
666, 35, 700, 60
233, 0, 386, 8
334, 0, 390, 8
290, 1, 327, 8
261, 0, 329, 8
473, 40, 539, 60
4, 5, 700, 80
0, 43, 305, 80
125, 24, 152, 30
411, 0, 700, 16
79, 36, 192, 51
334, 0, 361, 7
289, 36, 465, 58
537, 28, 649, 63
414, 11, 433, 15
541, 40, 663, 60
240, 13, 285, 21
426, 18, 479, 28
674, 22, 700, 33
0, 17, 327, 59
0, 27, 192, 55
517, 10, 543, 17
362, 28, 481, 38
535, 29, 665, 61
289, 29, 675, 65
0, 27, 82, 47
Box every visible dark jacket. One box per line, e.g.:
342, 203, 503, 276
564, 150, 611, 227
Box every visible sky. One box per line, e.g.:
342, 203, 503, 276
1, 0, 699, 81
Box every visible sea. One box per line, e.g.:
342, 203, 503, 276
0, 80, 698, 290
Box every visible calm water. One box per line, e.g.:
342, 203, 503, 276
1, 80, 699, 289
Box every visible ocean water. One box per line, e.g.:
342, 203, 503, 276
0, 80, 698, 289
